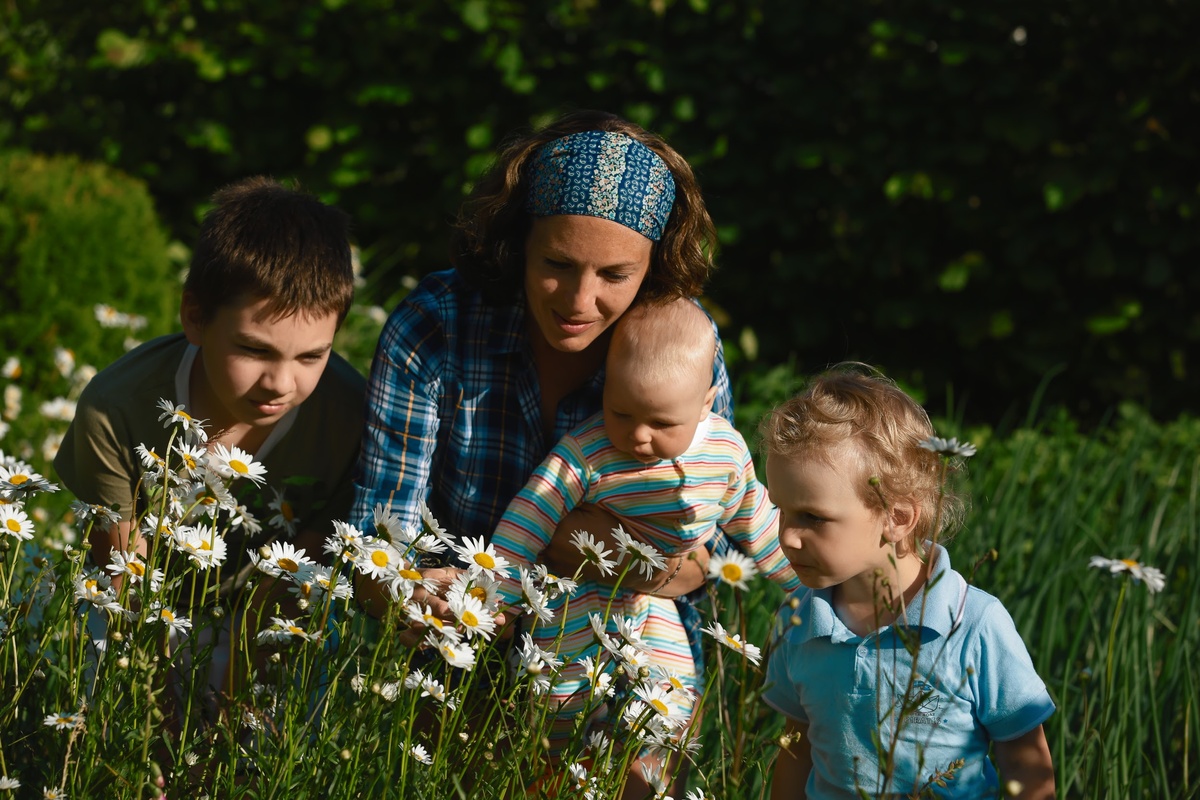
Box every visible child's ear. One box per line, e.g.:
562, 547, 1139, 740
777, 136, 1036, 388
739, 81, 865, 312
179, 291, 205, 346
700, 384, 718, 417
883, 498, 921, 545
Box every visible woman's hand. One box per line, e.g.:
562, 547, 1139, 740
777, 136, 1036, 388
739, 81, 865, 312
543, 505, 710, 598
356, 565, 508, 647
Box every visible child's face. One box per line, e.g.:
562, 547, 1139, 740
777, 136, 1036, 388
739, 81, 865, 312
766, 449, 897, 594
182, 294, 338, 436
603, 376, 715, 463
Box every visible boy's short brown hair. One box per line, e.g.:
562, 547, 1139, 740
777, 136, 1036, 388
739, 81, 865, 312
184, 176, 354, 324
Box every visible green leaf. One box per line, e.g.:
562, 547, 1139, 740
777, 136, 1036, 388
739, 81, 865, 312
461, 0, 489, 32
1043, 182, 1065, 211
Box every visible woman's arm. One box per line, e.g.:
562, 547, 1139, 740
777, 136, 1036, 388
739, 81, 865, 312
771, 720, 811, 800
993, 725, 1055, 800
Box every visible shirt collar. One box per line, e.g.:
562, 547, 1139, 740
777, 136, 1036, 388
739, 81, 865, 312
798, 543, 958, 644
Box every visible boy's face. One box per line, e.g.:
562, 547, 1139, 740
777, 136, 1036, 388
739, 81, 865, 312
766, 449, 897, 595
181, 293, 338, 437
603, 374, 716, 463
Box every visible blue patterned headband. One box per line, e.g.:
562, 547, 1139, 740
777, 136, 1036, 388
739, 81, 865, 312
526, 130, 677, 242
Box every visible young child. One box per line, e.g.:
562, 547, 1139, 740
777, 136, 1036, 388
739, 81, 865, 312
761, 366, 1055, 800
54, 176, 365, 677
491, 297, 798, 750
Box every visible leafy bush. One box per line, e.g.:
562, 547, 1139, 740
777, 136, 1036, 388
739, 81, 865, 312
0, 150, 178, 391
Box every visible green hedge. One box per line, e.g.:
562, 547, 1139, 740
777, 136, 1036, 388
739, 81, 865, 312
2, 1, 1196, 421
0, 151, 177, 385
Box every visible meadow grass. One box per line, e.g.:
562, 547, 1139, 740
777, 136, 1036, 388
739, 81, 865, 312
2, 317, 1198, 798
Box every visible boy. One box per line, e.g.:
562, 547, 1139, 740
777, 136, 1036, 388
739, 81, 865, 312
56, 175, 364, 612
761, 366, 1055, 799
491, 297, 798, 751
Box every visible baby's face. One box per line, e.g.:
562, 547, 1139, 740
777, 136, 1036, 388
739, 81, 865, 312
602, 376, 711, 463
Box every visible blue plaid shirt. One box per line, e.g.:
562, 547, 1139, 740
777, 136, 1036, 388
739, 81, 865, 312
352, 268, 733, 537
351, 269, 734, 664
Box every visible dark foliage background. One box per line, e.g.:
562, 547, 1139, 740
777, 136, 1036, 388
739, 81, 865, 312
3, 0, 1197, 423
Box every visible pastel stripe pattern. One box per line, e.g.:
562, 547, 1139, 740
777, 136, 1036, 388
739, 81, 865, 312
491, 412, 799, 749
526, 130, 676, 241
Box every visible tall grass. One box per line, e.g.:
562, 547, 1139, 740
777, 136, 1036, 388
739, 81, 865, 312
2, 322, 1198, 797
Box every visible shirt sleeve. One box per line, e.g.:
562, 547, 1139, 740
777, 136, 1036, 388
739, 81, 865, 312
719, 442, 799, 591
490, 435, 590, 603
54, 388, 138, 520
763, 599, 809, 722
966, 595, 1056, 742
350, 301, 444, 533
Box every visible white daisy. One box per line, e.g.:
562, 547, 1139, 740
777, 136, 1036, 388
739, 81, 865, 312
0, 775, 21, 790
516, 568, 554, 624
180, 474, 236, 519
148, 603, 192, 637
533, 563, 578, 599
106, 550, 164, 592
324, 520, 365, 563
267, 488, 300, 538
94, 303, 126, 328
588, 613, 621, 655
42, 711, 83, 731
619, 643, 652, 673
635, 684, 687, 730
654, 665, 698, 700
611, 525, 667, 581
447, 570, 502, 611
53, 347, 74, 378
579, 655, 614, 699
69, 500, 120, 532
1089, 555, 1167, 594
0, 505, 34, 541
409, 743, 433, 765
451, 535, 512, 579
708, 550, 759, 591
384, 560, 441, 604
614, 615, 648, 651
918, 436, 977, 458
371, 503, 407, 543
404, 603, 463, 644
229, 503, 262, 535
431, 635, 476, 670
38, 397, 76, 422
208, 443, 268, 486
702, 621, 763, 666
0, 356, 19, 379
449, 593, 497, 641
0, 465, 58, 500
418, 500, 453, 547
256, 616, 311, 644
569, 528, 618, 577
73, 571, 123, 615
3, 384, 21, 420
172, 525, 229, 569
156, 398, 208, 443
288, 565, 353, 604
42, 786, 66, 800
355, 539, 404, 581
172, 442, 208, 479
252, 541, 315, 580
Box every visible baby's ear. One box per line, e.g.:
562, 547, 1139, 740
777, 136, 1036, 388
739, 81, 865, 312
700, 384, 718, 416
883, 498, 921, 545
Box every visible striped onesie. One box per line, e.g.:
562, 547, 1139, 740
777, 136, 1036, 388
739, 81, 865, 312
492, 410, 799, 749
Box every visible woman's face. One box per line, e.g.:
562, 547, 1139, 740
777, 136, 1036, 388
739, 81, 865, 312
524, 215, 652, 354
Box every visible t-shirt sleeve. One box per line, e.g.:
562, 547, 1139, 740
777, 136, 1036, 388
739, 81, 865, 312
720, 443, 799, 591
967, 595, 1056, 742
350, 301, 444, 533
763, 598, 809, 722
54, 388, 138, 520
490, 435, 590, 603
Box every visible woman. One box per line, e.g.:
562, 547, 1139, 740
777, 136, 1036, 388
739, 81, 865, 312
350, 112, 735, 792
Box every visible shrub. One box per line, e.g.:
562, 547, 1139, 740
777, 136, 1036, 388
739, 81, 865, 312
0, 150, 178, 392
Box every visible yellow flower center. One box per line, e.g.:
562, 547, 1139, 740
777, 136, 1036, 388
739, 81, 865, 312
650, 698, 670, 716
300, 582, 313, 597
177, 409, 192, 421
399, 568, 422, 580
371, 550, 390, 568
199, 493, 217, 505
473, 552, 496, 570
279, 557, 301, 573
724, 635, 742, 650
721, 563, 744, 583
9, 474, 28, 485
85, 579, 98, 592
288, 625, 305, 636
461, 610, 479, 628
161, 609, 175, 623
280, 502, 295, 521
127, 562, 145, 577
1121, 559, 1139, 569
199, 540, 212, 551
229, 459, 250, 475
468, 587, 488, 602
182, 454, 196, 469
5, 519, 20, 533
424, 614, 444, 629
56, 715, 71, 726
667, 675, 684, 691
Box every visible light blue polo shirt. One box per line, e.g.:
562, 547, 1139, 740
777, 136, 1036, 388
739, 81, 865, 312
764, 545, 1054, 799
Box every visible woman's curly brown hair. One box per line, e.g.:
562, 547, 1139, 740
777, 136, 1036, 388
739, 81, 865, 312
450, 110, 717, 305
